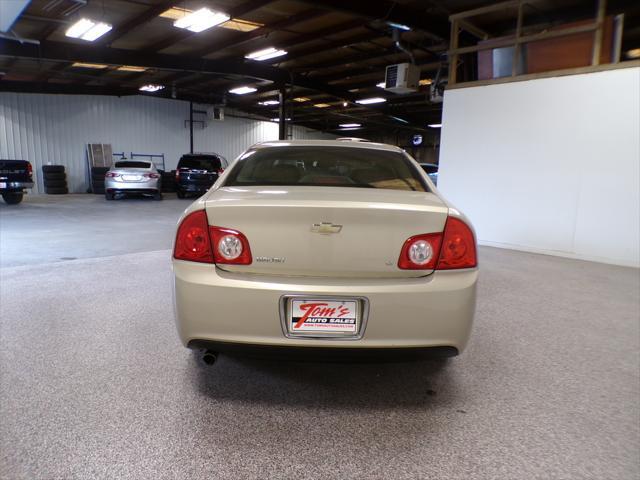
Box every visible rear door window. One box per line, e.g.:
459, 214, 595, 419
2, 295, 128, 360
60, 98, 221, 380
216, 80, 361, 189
224, 146, 428, 192
178, 156, 222, 171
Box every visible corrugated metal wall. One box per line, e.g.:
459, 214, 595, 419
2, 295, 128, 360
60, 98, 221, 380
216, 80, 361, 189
0, 92, 333, 193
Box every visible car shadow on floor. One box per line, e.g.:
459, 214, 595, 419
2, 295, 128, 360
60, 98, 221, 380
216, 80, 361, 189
189, 353, 458, 409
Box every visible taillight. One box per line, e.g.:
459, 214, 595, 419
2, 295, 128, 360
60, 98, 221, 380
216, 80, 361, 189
27, 162, 33, 175
398, 233, 442, 269
174, 210, 214, 263
144, 173, 160, 179
398, 216, 477, 270
175, 170, 180, 180
217, 168, 225, 174
437, 217, 477, 269
209, 226, 252, 265
105, 172, 120, 178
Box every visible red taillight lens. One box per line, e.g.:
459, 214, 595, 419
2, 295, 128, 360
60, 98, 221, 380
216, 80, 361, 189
27, 162, 33, 175
105, 172, 119, 178
174, 210, 214, 263
217, 168, 225, 174
437, 217, 477, 270
145, 173, 160, 179
210, 226, 252, 265
398, 233, 442, 269
175, 170, 180, 180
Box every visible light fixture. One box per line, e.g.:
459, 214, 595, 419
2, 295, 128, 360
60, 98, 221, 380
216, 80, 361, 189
270, 117, 291, 122
159, 7, 192, 20
229, 86, 257, 95
339, 127, 363, 131
376, 82, 386, 88
626, 48, 640, 59
391, 116, 409, 124
71, 62, 108, 69
342, 101, 348, 107
339, 123, 361, 128
356, 97, 387, 105
313, 103, 331, 108
245, 47, 287, 61
117, 65, 147, 72
293, 97, 310, 102
173, 8, 229, 33
258, 100, 279, 106
419, 78, 433, 86
428, 123, 442, 128
387, 21, 411, 31
139, 84, 164, 92
65, 18, 112, 41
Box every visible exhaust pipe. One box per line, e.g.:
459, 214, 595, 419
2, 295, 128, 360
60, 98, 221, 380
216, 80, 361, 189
202, 351, 218, 365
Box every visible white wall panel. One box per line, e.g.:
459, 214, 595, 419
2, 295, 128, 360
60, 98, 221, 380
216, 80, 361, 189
438, 66, 640, 267
0, 93, 333, 193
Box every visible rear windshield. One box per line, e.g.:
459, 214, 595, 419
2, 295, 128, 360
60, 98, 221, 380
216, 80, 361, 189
178, 155, 224, 171
420, 164, 439, 174
224, 146, 428, 192
114, 161, 151, 169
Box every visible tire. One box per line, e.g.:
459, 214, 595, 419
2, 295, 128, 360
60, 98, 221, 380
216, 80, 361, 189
44, 179, 67, 188
91, 166, 109, 175
153, 191, 163, 201
105, 192, 114, 201
44, 172, 66, 181
92, 184, 105, 194
176, 190, 186, 199
42, 165, 65, 174
2, 192, 23, 204
45, 187, 68, 195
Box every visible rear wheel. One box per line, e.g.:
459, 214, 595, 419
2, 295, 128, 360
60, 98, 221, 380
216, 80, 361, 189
2, 192, 23, 204
104, 192, 114, 201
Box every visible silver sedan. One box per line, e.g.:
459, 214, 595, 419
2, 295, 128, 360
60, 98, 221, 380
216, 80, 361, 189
104, 161, 162, 200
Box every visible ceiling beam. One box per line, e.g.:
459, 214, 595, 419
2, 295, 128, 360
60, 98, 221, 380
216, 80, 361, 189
293, 0, 449, 40
96, 1, 176, 46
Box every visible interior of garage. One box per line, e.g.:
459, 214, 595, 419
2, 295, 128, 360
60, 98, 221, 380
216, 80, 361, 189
1, 1, 639, 478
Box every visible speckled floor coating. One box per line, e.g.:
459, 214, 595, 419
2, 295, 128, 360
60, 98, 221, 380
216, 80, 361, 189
1, 246, 639, 479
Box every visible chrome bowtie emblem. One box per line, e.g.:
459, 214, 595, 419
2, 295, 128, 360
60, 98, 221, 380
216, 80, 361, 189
311, 222, 343, 234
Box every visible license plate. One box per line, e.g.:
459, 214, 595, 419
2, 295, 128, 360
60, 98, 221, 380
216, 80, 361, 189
286, 298, 360, 337
0, 182, 6, 189
123, 175, 142, 181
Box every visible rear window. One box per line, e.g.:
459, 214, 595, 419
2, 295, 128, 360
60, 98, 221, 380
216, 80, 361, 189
178, 155, 224, 171
114, 161, 151, 169
224, 146, 428, 192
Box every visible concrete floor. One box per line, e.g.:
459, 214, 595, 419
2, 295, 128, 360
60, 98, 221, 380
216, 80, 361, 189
1, 195, 639, 479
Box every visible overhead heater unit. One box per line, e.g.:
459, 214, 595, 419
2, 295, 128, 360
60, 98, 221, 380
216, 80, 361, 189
384, 63, 420, 94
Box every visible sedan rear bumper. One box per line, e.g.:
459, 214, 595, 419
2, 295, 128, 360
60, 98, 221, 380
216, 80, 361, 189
173, 262, 477, 353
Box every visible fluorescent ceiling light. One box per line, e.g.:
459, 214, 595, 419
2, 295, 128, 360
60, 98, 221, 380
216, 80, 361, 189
356, 97, 386, 105
387, 21, 411, 31
376, 82, 385, 88
139, 84, 164, 92
221, 19, 263, 32
313, 103, 330, 108
270, 117, 291, 122
229, 86, 257, 95
65, 18, 112, 41
293, 97, 310, 102
71, 62, 108, 69
339, 123, 361, 128
428, 123, 442, 128
117, 65, 147, 72
391, 116, 409, 124
339, 127, 363, 131
419, 78, 433, 85
245, 47, 287, 61
173, 8, 229, 33
258, 100, 279, 106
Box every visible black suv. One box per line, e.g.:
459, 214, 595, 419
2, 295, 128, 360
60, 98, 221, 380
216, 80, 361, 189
175, 153, 228, 198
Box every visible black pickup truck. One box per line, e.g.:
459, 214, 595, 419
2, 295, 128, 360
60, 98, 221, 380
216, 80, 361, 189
0, 160, 34, 204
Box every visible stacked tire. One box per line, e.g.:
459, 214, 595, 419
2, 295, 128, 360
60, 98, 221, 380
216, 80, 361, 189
42, 165, 68, 195
161, 170, 177, 193
91, 167, 109, 194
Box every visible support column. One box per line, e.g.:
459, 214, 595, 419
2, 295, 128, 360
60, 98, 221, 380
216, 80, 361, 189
278, 87, 286, 140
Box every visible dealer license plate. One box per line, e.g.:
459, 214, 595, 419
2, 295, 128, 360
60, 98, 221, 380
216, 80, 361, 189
286, 298, 360, 337
123, 175, 142, 181
0, 182, 6, 189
